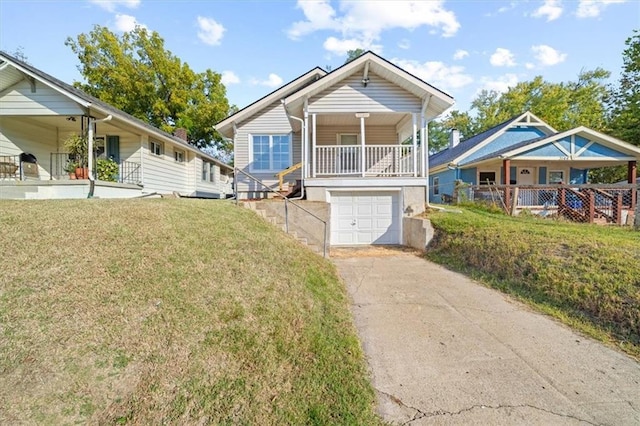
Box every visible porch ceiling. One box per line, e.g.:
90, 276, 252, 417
316, 112, 406, 127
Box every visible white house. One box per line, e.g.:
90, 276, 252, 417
0, 51, 233, 200
215, 52, 454, 245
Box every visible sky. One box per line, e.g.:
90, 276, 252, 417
0, 0, 638, 115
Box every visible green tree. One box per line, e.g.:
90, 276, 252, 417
609, 30, 640, 146
470, 69, 611, 134
428, 110, 476, 153
66, 25, 232, 152
345, 48, 365, 63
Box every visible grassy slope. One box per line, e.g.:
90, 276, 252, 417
0, 199, 381, 425
426, 207, 640, 358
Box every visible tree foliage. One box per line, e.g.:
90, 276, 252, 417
608, 30, 640, 147
429, 69, 611, 153
345, 49, 366, 64
66, 25, 232, 152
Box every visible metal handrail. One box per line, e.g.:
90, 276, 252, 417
234, 167, 329, 258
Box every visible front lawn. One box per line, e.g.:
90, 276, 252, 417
0, 199, 381, 424
426, 206, 640, 358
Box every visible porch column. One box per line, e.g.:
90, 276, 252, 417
304, 110, 309, 179
360, 114, 366, 177
503, 158, 511, 210
312, 114, 317, 178
412, 113, 418, 177
629, 160, 637, 207
420, 115, 426, 177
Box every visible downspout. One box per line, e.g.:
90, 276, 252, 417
87, 113, 112, 198
281, 99, 305, 200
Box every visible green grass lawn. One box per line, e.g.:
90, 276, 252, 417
0, 199, 381, 424
425, 206, 640, 359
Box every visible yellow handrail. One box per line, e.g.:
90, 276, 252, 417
274, 162, 303, 191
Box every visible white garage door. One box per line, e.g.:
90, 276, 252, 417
330, 191, 401, 245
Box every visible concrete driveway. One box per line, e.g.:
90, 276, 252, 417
333, 249, 640, 425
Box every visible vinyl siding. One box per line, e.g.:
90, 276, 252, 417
194, 156, 233, 197
141, 139, 190, 194
308, 72, 421, 114
0, 80, 85, 116
316, 125, 397, 145
0, 117, 58, 179
235, 101, 300, 194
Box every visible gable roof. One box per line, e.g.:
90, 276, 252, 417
214, 67, 327, 137
0, 51, 233, 172
429, 111, 556, 170
284, 51, 454, 119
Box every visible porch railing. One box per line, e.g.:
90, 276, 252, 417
315, 144, 419, 177
460, 184, 637, 225
118, 161, 141, 185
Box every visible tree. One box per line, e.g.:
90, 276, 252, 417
66, 25, 231, 152
428, 110, 476, 153
609, 30, 640, 147
345, 48, 365, 63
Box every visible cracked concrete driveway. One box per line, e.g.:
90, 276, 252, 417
333, 250, 640, 425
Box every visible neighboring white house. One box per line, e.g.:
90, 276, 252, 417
215, 52, 454, 246
0, 51, 233, 200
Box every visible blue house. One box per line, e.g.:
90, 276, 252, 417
428, 111, 640, 206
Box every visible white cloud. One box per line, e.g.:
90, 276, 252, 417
576, 0, 626, 18
113, 14, 145, 32
453, 49, 469, 60
479, 73, 519, 94
89, 0, 140, 12
250, 73, 284, 88
197, 16, 225, 46
221, 71, 240, 86
525, 62, 536, 69
490, 48, 516, 67
532, 44, 567, 66
398, 39, 411, 50
532, 0, 563, 21
392, 58, 473, 91
288, 1, 460, 56
322, 37, 380, 56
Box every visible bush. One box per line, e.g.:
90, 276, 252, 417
97, 158, 118, 182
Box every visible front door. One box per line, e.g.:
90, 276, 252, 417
517, 167, 535, 185
107, 136, 120, 164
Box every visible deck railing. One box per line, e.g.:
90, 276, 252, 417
460, 184, 637, 225
118, 161, 141, 185
315, 144, 419, 177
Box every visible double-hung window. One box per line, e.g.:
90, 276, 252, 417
150, 140, 163, 156
251, 134, 290, 172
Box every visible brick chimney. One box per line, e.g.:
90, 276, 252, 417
174, 127, 188, 141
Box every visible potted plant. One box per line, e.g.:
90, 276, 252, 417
63, 134, 88, 179
64, 161, 78, 180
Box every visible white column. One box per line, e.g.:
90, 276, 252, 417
312, 113, 317, 178
412, 113, 418, 177
304, 112, 309, 179
420, 114, 426, 177
360, 115, 366, 177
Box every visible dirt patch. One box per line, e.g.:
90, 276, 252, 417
330, 245, 421, 258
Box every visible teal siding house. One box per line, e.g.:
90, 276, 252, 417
428, 111, 640, 204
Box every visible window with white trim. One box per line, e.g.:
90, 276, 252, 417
174, 149, 185, 163
433, 177, 440, 195
209, 163, 215, 182
202, 161, 209, 181
478, 171, 496, 185
150, 140, 163, 156
251, 134, 291, 172
338, 134, 359, 145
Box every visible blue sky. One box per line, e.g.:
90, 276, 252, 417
1, 0, 638, 114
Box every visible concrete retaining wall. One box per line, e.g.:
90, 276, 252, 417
403, 216, 434, 251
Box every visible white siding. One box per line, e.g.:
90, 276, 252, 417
0, 80, 85, 116
141, 139, 190, 194
309, 72, 421, 114
316, 125, 397, 145
0, 117, 58, 179
235, 102, 301, 194
194, 156, 233, 197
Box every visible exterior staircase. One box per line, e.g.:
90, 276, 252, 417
241, 200, 327, 256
